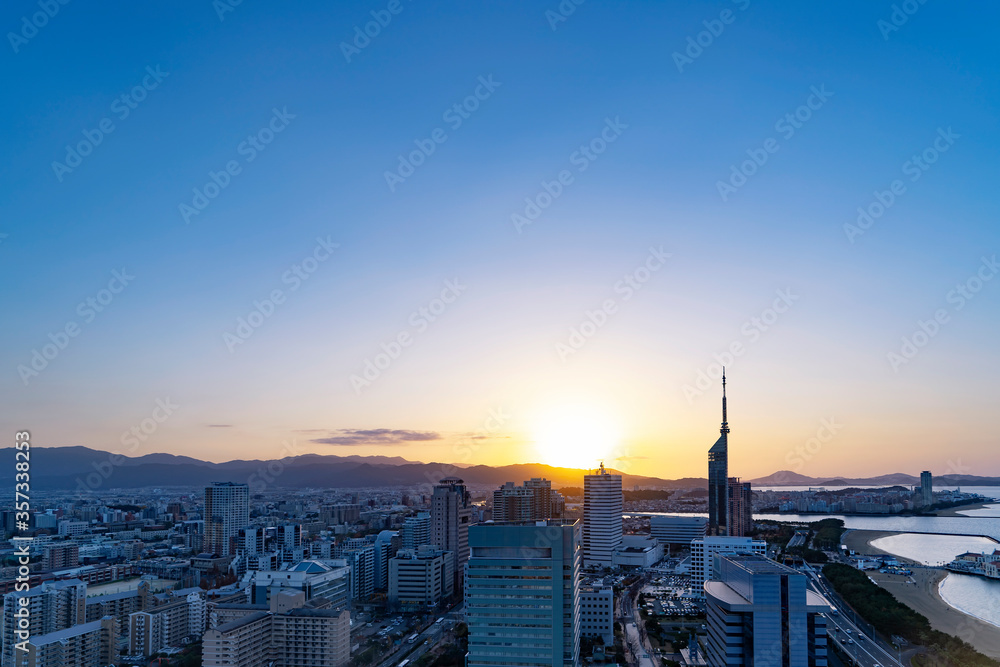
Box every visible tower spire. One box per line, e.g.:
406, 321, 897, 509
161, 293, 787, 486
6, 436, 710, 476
721, 368, 729, 434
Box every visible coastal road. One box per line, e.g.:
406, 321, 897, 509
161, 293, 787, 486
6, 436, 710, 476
805, 570, 902, 667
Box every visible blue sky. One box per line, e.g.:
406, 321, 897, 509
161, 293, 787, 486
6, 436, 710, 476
1, 1, 998, 478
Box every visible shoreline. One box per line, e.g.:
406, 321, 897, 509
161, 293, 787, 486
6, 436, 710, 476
935, 501, 995, 516
840, 529, 1000, 658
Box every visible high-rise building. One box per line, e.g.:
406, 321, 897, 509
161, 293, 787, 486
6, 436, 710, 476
705, 553, 830, 666
650, 515, 708, 545
388, 546, 453, 611
466, 520, 581, 667
431, 477, 471, 589
278, 523, 302, 550
708, 371, 730, 536
727, 477, 753, 538
239, 526, 265, 556
373, 530, 400, 590
690, 536, 767, 598
204, 482, 250, 557
401, 512, 431, 550
921, 471, 933, 507
583, 463, 622, 568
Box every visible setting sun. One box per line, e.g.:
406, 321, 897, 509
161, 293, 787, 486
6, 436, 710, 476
531, 404, 622, 470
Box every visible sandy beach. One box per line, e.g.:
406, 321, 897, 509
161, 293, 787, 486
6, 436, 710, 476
840, 529, 1000, 658
936, 502, 993, 517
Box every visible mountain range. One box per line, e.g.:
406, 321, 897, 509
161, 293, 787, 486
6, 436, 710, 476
5, 447, 1000, 491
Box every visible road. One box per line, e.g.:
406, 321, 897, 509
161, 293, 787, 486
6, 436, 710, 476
616, 576, 659, 667
805, 568, 902, 667
375, 619, 449, 667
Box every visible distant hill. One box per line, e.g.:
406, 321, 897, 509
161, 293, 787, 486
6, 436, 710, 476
749, 471, 1000, 487
0, 446, 683, 491
6, 446, 998, 492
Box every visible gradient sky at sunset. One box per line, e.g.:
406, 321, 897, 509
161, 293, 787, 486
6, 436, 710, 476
2, 1, 998, 480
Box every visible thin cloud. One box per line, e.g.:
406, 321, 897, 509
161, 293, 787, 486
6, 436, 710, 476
311, 429, 441, 446
207, 424, 232, 428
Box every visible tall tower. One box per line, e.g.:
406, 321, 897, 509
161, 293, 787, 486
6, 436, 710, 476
583, 463, 623, 568
920, 471, 933, 507
204, 482, 250, 557
708, 371, 729, 536
431, 477, 471, 590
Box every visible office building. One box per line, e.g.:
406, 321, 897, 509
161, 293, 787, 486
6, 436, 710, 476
245, 560, 350, 609
204, 482, 250, 557
583, 463, 622, 568
388, 546, 454, 610
14, 616, 117, 667
431, 477, 471, 588
921, 471, 933, 506
650, 515, 708, 545
612, 535, 664, 569
240, 526, 266, 556
278, 523, 302, 550
705, 554, 830, 666
690, 536, 767, 598
337, 542, 375, 600
708, 372, 730, 536
401, 512, 431, 550
466, 520, 581, 667
579, 581, 614, 647
728, 477, 753, 538
373, 530, 399, 590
